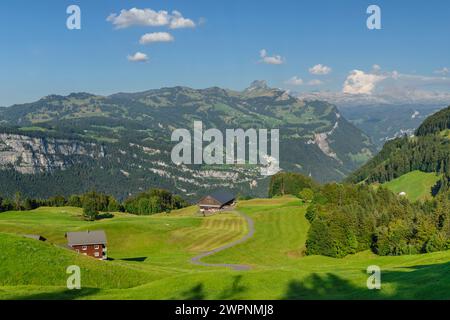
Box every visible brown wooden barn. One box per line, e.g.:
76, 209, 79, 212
65, 230, 107, 260
198, 191, 236, 213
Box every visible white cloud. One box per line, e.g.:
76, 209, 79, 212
140, 32, 174, 44
387, 71, 450, 85
299, 68, 450, 106
298, 89, 450, 107
434, 67, 449, 76
285, 76, 303, 86
169, 10, 196, 29
309, 64, 332, 75
343, 70, 386, 95
107, 8, 195, 29
308, 79, 323, 86
372, 64, 381, 73
259, 49, 284, 65
127, 52, 149, 62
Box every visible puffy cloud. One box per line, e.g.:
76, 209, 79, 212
259, 49, 284, 65
285, 76, 303, 86
107, 8, 195, 29
127, 52, 149, 62
434, 67, 449, 76
169, 10, 196, 29
343, 70, 386, 95
140, 32, 174, 44
309, 64, 332, 75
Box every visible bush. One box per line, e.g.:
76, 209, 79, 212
299, 188, 314, 202
268, 172, 317, 198
124, 189, 188, 215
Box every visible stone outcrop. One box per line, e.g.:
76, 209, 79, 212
0, 133, 105, 174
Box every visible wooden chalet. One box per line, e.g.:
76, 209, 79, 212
66, 230, 108, 260
198, 191, 236, 213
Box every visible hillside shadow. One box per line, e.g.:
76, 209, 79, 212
380, 261, 450, 299
283, 261, 450, 300
121, 257, 147, 262
16, 288, 100, 300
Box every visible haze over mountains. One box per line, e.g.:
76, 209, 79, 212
0, 81, 375, 199
295, 91, 447, 148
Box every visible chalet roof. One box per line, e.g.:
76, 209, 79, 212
66, 230, 107, 246
199, 191, 235, 206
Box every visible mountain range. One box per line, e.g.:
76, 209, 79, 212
0, 81, 375, 200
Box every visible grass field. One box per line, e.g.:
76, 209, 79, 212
1, 196, 450, 300
382, 170, 441, 202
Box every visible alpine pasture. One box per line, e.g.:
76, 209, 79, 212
1, 196, 450, 300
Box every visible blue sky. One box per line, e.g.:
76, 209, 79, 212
0, 0, 449, 106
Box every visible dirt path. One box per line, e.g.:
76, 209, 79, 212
190, 211, 255, 271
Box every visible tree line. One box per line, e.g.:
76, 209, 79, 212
0, 189, 188, 221
299, 182, 450, 258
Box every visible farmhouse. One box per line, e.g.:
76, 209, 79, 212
198, 191, 236, 213
66, 230, 107, 260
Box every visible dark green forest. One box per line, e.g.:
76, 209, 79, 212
304, 183, 450, 258
347, 106, 450, 196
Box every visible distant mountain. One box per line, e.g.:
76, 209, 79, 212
0, 82, 375, 199
340, 104, 443, 148
294, 90, 449, 148
347, 106, 450, 196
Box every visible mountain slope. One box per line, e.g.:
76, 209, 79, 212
381, 171, 441, 201
0, 82, 375, 199
347, 105, 450, 196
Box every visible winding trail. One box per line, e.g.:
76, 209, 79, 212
190, 211, 255, 271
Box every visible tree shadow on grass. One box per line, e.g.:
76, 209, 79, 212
283, 261, 450, 300
283, 273, 378, 300
170, 276, 248, 300
175, 284, 206, 300
16, 287, 100, 300
219, 275, 247, 299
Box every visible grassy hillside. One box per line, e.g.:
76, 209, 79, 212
381, 170, 441, 202
2, 197, 450, 300
204, 197, 309, 266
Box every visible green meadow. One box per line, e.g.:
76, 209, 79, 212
1, 196, 450, 300
382, 170, 441, 202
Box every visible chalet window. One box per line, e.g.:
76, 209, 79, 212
82, 246, 87, 251
94, 245, 99, 250
94, 252, 100, 257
